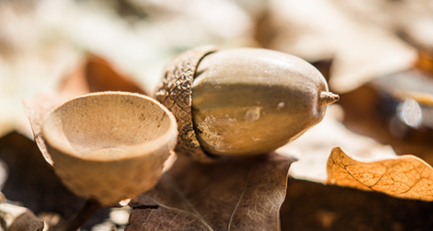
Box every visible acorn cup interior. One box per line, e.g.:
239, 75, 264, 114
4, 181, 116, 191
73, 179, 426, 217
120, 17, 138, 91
42, 92, 178, 206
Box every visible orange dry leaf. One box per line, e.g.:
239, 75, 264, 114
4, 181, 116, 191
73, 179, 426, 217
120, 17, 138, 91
59, 54, 148, 98
414, 50, 433, 76
327, 147, 433, 201
23, 54, 148, 164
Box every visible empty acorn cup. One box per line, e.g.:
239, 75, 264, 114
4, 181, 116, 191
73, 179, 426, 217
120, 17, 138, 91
42, 92, 178, 206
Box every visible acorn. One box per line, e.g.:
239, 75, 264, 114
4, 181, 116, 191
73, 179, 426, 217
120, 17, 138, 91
155, 46, 339, 161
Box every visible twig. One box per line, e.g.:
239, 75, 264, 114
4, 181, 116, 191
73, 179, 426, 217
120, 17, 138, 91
66, 199, 101, 231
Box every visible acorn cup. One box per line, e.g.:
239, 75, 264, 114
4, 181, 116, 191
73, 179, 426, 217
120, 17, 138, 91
41, 92, 178, 206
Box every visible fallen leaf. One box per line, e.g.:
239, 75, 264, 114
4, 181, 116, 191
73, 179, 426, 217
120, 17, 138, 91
327, 147, 433, 201
0, 132, 110, 229
281, 177, 433, 231
59, 54, 148, 98
414, 50, 433, 76
277, 105, 396, 182
368, 68, 433, 139
38, 213, 68, 231
23, 54, 149, 164
0, 203, 44, 231
333, 0, 433, 50
337, 74, 433, 163
259, 0, 416, 93
127, 153, 295, 231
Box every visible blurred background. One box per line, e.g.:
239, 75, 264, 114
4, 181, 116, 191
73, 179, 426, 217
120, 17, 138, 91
3, 0, 433, 170
1, 0, 432, 140
1, 0, 433, 230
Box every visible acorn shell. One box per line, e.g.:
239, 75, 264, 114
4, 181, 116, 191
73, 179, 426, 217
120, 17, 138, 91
192, 48, 332, 156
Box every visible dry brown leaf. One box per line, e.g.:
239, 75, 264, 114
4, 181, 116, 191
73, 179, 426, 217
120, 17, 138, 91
23, 54, 148, 164
414, 50, 433, 76
0, 132, 110, 228
127, 153, 295, 231
0, 203, 44, 231
327, 147, 433, 201
277, 105, 396, 182
338, 72, 433, 164
59, 54, 148, 98
281, 177, 433, 231
332, 0, 433, 50
260, 0, 415, 93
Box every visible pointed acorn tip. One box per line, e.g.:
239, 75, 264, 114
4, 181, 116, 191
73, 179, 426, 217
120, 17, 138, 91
320, 91, 340, 105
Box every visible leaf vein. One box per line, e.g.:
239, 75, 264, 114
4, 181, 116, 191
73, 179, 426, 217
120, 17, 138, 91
227, 167, 253, 231
166, 174, 214, 231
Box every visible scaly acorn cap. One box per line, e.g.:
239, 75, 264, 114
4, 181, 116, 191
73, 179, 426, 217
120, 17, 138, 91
155, 46, 218, 162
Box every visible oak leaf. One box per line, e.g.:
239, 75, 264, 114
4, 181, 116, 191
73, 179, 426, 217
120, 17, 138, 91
127, 153, 295, 231
59, 54, 148, 98
277, 105, 396, 182
257, 0, 416, 93
23, 54, 147, 164
0, 132, 110, 229
281, 177, 433, 231
327, 147, 433, 201
0, 203, 45, 231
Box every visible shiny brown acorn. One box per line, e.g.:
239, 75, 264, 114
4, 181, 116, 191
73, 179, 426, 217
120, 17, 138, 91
155, 46, 339, 161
